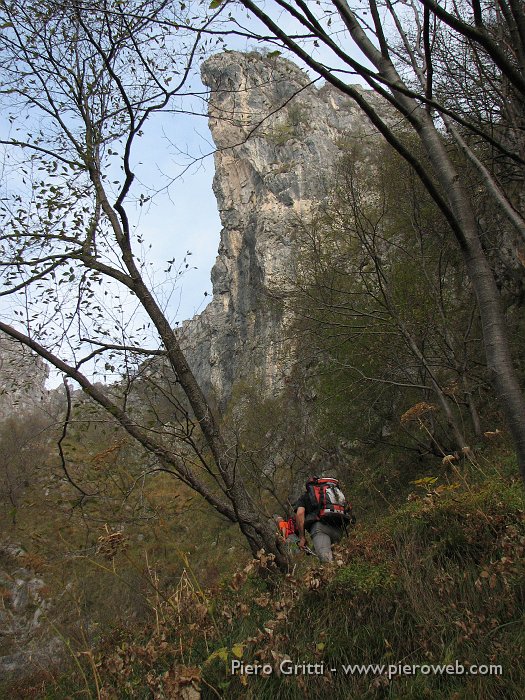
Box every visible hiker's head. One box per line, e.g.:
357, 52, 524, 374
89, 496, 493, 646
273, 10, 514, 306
305, 475, 318, 489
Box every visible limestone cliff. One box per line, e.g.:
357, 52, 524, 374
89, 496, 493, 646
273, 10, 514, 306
179, 51, 386, 404
0, 52, 388, 413
0, 335, 49, 421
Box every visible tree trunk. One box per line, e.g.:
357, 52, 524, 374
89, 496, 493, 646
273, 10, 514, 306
335, 1, 525, 479
415, 116, 525, 479
93, 181, 293, 569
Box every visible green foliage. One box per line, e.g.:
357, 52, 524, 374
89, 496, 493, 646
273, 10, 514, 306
222, 375, 317, 514
195, 470, 524, 700
330, 559, 396, 594
267, 121, 296, 146
267, 103, 308, 145
289, 139, 489, 462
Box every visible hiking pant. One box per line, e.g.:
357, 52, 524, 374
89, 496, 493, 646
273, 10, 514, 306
309, 521, 343, 563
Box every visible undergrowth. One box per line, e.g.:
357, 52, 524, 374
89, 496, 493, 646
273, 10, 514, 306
5, 457, 525, 700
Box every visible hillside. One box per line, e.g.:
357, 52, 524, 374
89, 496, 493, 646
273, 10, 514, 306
2, 450, 523, 699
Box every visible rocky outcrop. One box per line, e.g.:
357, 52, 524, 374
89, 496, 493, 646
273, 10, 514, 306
0, 543, 62, 678
0, 335, 50, 421
179, 51, 387, 405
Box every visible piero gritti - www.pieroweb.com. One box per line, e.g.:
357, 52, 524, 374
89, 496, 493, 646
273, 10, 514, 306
231, 659, 502, 679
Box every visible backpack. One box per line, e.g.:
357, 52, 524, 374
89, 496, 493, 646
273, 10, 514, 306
305, 476, 353, 526
278, 516, 298, 539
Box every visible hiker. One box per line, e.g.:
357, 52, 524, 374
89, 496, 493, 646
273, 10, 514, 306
294, 475, 354, 563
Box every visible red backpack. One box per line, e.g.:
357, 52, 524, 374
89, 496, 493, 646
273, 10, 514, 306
306, 476, 353, 525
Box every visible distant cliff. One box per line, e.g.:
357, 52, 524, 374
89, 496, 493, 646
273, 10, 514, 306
0, 335, 49, 420
178, 51, 387, 405
0, 52, 389, 414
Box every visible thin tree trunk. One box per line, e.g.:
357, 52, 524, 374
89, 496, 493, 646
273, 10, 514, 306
91, 172, 291, 569
332, 0, 525, 479
415, 116, 525, 477
400, 326, 469, 453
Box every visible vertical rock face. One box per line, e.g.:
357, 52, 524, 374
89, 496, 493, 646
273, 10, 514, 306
0, 544, 61, 678
180, 51, 386, 405
0, 335, 49, 420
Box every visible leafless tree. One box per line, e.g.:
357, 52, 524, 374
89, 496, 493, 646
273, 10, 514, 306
0, 0, 288, 567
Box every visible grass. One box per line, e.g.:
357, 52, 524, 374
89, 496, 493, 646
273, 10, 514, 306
4, 450, 524, 699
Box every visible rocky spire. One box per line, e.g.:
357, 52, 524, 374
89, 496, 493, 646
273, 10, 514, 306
179, 51, 386, 404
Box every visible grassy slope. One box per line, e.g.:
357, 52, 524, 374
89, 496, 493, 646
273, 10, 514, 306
11, 448, 523, 700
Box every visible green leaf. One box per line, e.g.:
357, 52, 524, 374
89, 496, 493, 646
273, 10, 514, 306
232, 643, 244, 658
410, 476, 438, 486
209, 0, 224, 8
205, 647, 228, 664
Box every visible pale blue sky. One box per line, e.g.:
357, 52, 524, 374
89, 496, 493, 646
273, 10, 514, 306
132, 110, 220, 325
